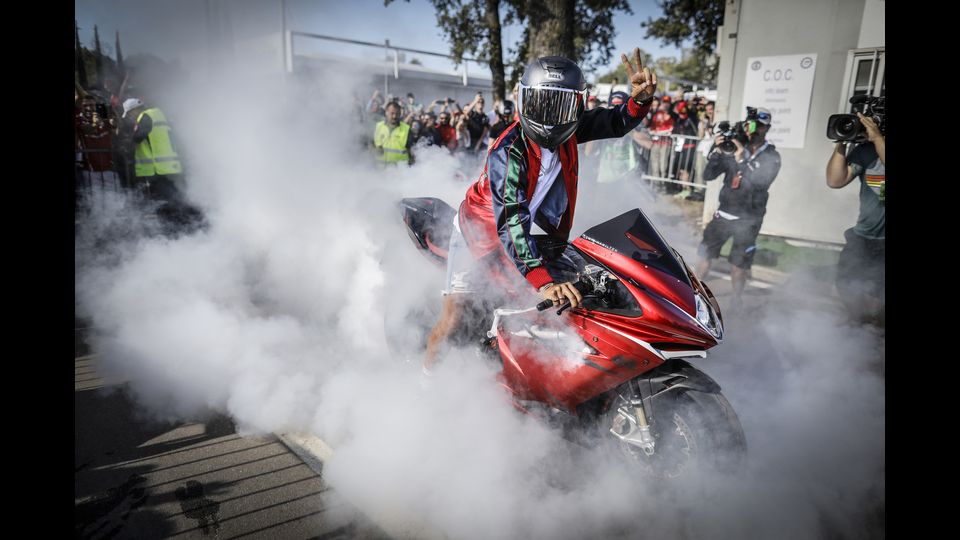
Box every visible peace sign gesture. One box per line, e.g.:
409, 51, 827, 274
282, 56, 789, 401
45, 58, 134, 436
621, 47, 658, 104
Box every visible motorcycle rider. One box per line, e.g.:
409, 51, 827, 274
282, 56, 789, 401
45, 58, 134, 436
423, 50, 657, 376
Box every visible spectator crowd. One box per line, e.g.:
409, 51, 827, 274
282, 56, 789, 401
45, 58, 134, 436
75, 55, 881, 327
361, 86, 718, 201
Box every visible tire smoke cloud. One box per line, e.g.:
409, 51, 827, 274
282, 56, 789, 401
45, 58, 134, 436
75, 27, 883, 540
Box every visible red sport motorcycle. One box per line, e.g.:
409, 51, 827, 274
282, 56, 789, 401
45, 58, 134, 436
398, 197, 746, 477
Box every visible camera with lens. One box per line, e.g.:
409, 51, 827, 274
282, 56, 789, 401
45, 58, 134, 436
713, 106, 761, 153
826, 96, 885, 142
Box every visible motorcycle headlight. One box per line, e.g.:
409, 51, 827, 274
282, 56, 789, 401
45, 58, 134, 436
694, 293, 723, 340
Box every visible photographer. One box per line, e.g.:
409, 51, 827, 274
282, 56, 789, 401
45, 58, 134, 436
695, 107, 781, 312
826, 111, 885, 325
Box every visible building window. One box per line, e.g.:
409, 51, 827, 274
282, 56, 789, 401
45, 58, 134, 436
841, 48, 884, 112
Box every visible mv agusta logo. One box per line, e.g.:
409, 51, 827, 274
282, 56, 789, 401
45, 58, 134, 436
582, 235, 617, 252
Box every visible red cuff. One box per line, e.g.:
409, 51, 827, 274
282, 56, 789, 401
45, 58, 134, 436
626, 97, 650, 118
525, 267, 554, 290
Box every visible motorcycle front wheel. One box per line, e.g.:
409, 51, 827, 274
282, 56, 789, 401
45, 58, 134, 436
606, 389, 747, 479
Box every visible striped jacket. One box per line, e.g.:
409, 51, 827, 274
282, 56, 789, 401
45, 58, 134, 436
458, 98, 649, 290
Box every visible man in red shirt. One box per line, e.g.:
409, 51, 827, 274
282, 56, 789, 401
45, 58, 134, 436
648, 100, 675, 185
435, 111, 457, 153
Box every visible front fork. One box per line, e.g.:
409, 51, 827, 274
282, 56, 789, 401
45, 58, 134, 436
609, 378, 657, 456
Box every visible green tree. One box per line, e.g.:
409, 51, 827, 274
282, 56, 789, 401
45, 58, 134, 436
643, 0, 724, 83
648, 49, 715, 87
389, 0, 632, 98
76, 21, 88, 88
505, 0, 632, 88
483, 0, 507, 101
115, 31, 125, 78
524, 0, 575, 61
93, 25, 104, 87
385, 0, 508, 101
669, 49, 714, 84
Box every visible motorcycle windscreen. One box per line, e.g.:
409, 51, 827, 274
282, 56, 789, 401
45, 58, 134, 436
578, 208, 689, 285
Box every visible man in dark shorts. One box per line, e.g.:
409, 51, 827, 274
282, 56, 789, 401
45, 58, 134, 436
696, 107, 781, 312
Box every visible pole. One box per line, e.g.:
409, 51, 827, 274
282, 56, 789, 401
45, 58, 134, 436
384, 39, 390, 96
280, 0, 290, 75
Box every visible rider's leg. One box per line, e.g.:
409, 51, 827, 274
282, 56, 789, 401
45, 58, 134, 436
424, 294, 463, 373
423, 217, 475, 374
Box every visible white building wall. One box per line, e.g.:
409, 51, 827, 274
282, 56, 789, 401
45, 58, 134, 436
858, 0, 885, 49
707, 0, 883, 244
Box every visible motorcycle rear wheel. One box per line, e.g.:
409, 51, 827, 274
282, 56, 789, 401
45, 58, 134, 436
606, 390, 746, 479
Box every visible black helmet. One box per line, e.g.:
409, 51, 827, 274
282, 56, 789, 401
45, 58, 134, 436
499, 99, 515, 118
517, 56, 587, 149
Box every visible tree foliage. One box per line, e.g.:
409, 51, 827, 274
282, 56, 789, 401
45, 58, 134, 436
388, 0, 632, 95
656, 49, 714, 85
505, 0, 631, 87
93, 25, 104, 85
386, 0, 507, 100
642, 0, 724, 82
76, 21, 88, 88
573, 0, 632, 71
115, 31, 125, 77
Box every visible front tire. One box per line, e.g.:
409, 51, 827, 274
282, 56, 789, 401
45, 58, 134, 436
607, 390, 746, 478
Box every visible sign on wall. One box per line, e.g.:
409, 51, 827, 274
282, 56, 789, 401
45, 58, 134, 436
741, 54, 817, 149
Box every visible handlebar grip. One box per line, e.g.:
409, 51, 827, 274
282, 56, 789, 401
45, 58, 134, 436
536, 280, 591, 312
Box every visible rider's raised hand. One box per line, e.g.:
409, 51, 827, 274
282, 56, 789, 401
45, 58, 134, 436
621, 47, 658, 104
539, 282, 583, 309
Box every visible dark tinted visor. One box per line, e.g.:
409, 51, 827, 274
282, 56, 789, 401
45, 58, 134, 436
519, 85, 586, 125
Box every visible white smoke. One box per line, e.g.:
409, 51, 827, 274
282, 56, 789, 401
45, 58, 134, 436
75, 26, 884, 540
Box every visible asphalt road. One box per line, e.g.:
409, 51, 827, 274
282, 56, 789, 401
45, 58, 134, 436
74, 337, 391, 540
75, 261, 883, 539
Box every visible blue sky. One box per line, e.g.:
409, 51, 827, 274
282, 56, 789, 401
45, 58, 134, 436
76, 0, 682, 79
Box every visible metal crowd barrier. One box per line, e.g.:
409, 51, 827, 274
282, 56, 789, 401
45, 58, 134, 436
75, 147, 140, 215
580, 132, 714, 195
639, 133, 713, 192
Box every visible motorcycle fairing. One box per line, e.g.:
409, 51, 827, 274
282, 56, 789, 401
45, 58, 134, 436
400, 197, 457, 267
496, 209, 721, 413
577, 208, 696, 317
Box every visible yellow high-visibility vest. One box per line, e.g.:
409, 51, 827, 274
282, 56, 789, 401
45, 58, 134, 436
134, 107, 183, 177
374, 121, 411, 164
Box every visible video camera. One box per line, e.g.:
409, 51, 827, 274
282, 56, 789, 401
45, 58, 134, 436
826, 96, 885, 142
714, 106, 761, 154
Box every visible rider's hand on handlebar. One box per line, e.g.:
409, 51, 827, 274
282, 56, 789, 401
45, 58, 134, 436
539, 282, 583, 309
